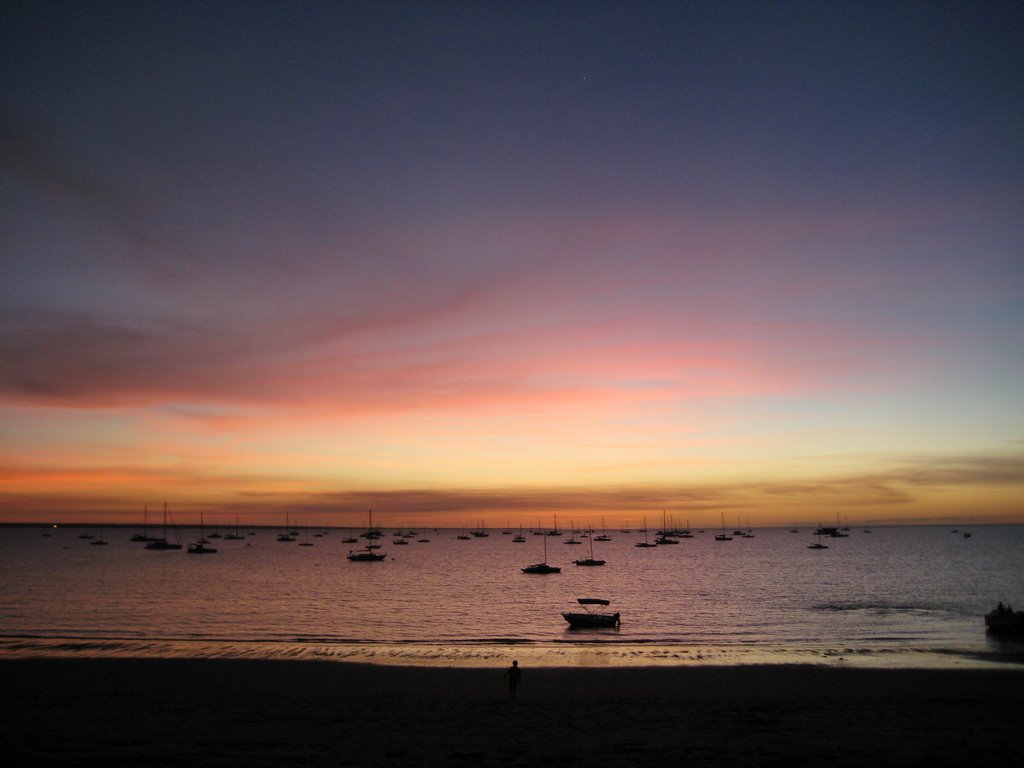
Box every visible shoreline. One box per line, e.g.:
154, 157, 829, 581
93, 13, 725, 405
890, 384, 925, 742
3, 634, 1023, 670
4, 657, 1022, 766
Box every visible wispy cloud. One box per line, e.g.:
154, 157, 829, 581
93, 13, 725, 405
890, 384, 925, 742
0, 300, 871, 415
1, 122, 130, 229
0, 308, 256, 404
880, 454, 1024, 488
2, 451, 1020, 524
0, 121, 197, 284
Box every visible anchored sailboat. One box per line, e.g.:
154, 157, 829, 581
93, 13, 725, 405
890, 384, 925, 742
635, 517, 657, 548
129, 505, 156, 542
188, 512, 218, 554
347, 510, 385, 561
522, 528, 560, 573
145, 504, 183, 550
573, 528, 606, 566
715, 511, 733, 542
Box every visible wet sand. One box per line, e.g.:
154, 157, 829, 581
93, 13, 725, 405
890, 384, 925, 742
2, 658, 1022, 766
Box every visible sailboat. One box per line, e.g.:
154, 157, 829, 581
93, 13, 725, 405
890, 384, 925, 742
655, 511, 678, 544
129, 505, 155, 542
348, 545, 386, 561
808, 526, 829, 550
224, 514, 244, 540
522, 527, 561, 573
358, 511, 382, 542
564, 521, 581, 545
347, 510, 385, 561
276, 512, 296, 542
634, 517, 657, 548
714, 512, 733, 541
573, 529, 606, 566
89, 528, 109, 546
188, 512, 218, 554
593, 517, 611, 542
145, 504, 183, 550
512, 525, 526, 543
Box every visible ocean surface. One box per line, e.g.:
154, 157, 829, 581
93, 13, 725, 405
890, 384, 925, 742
1, 523, 1021, 668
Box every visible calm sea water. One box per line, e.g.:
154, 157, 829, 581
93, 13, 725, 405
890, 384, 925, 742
1, 524, 1021, 668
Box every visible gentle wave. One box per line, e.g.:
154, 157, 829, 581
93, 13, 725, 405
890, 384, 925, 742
2, 525, 1022, 668
3, 635, 1021, 669
812, 601, 951, 614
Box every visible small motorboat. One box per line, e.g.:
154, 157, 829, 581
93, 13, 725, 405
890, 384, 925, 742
985, 603, 1024, 635
563, 598, 620, 628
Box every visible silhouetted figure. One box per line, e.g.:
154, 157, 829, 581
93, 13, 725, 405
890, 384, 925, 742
505, 659, 521, 700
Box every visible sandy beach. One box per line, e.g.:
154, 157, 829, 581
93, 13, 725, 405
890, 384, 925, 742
2, 659, 1022, 767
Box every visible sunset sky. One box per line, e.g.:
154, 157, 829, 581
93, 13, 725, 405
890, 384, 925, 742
2, 1, 1022, 528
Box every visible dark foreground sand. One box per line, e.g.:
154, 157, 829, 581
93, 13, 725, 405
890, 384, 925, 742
2, 659, 1022, 767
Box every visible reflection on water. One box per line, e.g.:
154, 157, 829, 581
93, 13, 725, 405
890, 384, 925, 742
1, 525, 1021, 668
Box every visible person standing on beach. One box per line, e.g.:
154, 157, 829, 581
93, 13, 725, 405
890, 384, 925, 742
505, 660, 521, 700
